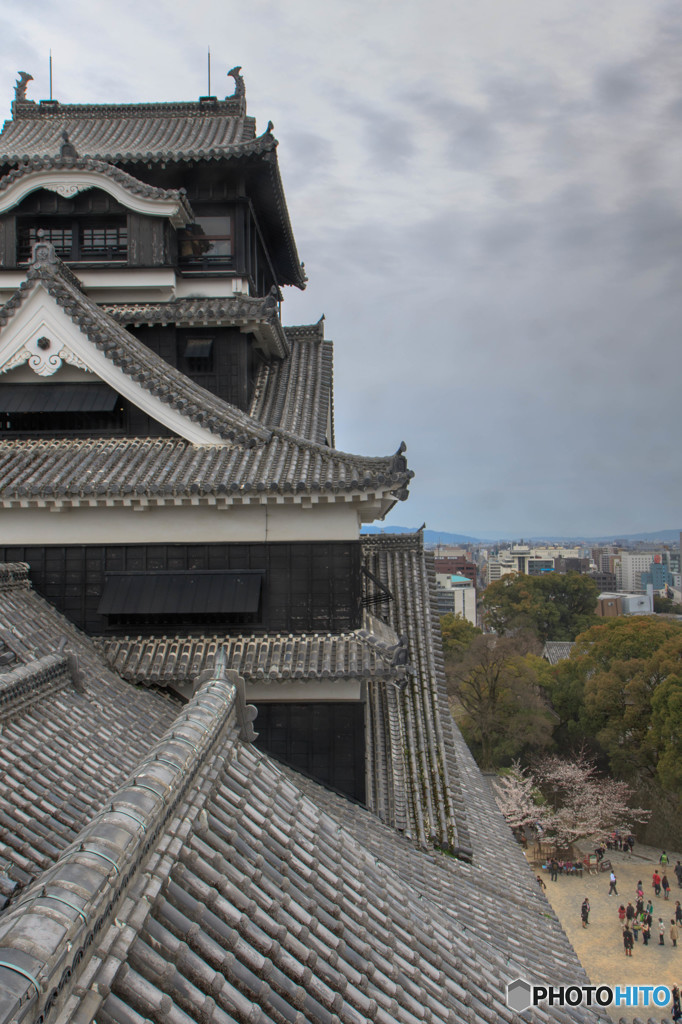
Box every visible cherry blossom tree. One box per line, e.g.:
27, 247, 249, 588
492, 760, 544, 831
493, 752, 650, 850
534, 751, 650, 849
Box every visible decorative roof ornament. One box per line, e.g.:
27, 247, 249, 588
30, 229, 58, 268
14, 71, 33, 103
227, 65, 246, 114
59, 130, 78, 160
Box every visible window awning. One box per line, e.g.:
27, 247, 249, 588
97, 570, 263, 616
0, 383, 119, 414
184, 338, 213, 358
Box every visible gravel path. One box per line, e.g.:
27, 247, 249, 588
536, 844, 682, 1022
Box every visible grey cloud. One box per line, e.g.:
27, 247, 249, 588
594, 62, 649, 108
286, 130, 334, 170
411, 88, 501, 167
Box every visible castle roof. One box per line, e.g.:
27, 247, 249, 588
0, 71, 307, 289
0, 97, 257, 166
0, 245, 410, 512
0, 552, 600, 1024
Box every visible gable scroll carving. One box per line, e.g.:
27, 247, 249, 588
0, 339, 91, 376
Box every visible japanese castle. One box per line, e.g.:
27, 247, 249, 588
0, 69, 600, 1024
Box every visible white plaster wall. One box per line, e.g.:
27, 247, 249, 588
0, 502, 361, 544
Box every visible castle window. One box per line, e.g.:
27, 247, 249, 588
179, 215, 232, 267
17, 218, 128, 263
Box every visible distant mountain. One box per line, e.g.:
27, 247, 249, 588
361, 526, 682, 546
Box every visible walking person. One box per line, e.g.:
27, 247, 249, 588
661, 851, 670, 869
671, 985, 682, 1022
675, 901, 682, 927
663, 875, 671, 901
675, 861, 682, 889
659, 918, 666, 945
626, 902, 635, 926
670, 919, 678, 947
623, 927, 634, 956
581, 898, 590, 928
550, 859, 559, 882
618, 905, 626, 925
642, 915, 651, 945
609, 870, 618, 896
653, 871, 662, 897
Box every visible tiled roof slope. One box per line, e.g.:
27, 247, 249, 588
543, 640, 575, 664
250, 323, 334, 445
0, 564, 179, 907
95, 628, 405, 687
362, 533, 473, 856
283, 764, 597, 1013
0, 659, 603, 1024
1, 83, 255, 166
0, 436, 411, 507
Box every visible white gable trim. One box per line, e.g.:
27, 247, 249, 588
0, 169, 191, 227
0, 284, 225, 445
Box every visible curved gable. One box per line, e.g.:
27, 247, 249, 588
0, 159, 194, 226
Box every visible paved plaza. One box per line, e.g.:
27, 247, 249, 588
535, 844, 682, 1022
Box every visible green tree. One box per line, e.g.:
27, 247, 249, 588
654, 595, 682, 614
481, 572, 599, 642
560, 618, 682, 784
439, 613, 481, 655
446, 632, 555, 769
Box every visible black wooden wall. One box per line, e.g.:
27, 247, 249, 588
0, 541, 363, 634
253, 701, 366, 803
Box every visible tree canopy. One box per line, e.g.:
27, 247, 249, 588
481, 571, 599, 642
445, 631, 555, 769
547, 617, 682, 788
440, 613, 481, 655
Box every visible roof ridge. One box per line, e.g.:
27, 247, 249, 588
0, 562, 30, 591
0, 651, 73, 722
0, 669, 240, 1019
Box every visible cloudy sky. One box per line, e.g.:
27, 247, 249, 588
1, 0, 681, 539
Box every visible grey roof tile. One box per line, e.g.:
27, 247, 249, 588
542, 640, 575, 664
361, 534, 472, 854
0, 91, 255, 166
94, 629, 406, 687
0, 563, 179, 899
249, 323, 333, 444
